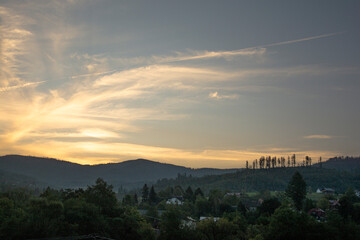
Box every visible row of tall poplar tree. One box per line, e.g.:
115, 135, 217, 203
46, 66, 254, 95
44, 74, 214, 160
246, 154, 323, 169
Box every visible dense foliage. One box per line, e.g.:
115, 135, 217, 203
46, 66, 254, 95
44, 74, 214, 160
2, 172, 360, 239
0, 178, 155, 240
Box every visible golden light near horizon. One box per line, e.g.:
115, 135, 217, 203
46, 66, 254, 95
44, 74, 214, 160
0, 1, 359, 168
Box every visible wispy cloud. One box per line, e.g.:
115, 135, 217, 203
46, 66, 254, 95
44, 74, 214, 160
0, 6, 32, 86
108, 32, 340, 68
112, 32, 341, 68
71, 70, 117, 79
0, 61, 348, 158
94, 65, 231, 87
208, 91, 239, 100
1, 65, 219, 145
87, 48, 266, 69
0, 81, 45, 92
304, 135, 334, 139
0, 2, 347, 169
157, 48, 266, 63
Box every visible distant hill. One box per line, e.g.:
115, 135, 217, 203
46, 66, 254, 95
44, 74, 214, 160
0, 169, 42, 191
0, 155, 240, 189
313, 156, 360, 171
151, 156, 360, 193
155, 166, 360, 193
2, 155, 359, 192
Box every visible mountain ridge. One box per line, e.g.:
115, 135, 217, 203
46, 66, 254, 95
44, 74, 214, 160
0, 154, 241, 189
2, 154, 359, 191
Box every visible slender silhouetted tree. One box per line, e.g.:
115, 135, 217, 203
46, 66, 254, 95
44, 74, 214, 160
149, 186, 157, 204
142, 184, 149, 202
291, 154, 296, 167
286, 171, 306, 210
185, 186, 194, 202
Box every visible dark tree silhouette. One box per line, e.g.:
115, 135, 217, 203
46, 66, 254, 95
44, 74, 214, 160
258, 198, 281, 216
134, 193, 138, 204
259, 156, 265, 169
271, 156, 276, 168
84, 178, 117, 215
142, 184, 149, 202
266, 156, 271, 169
194, 187, 204, 197
291, 154, 296, 167
185, 186, 194, 202
287, 156, 291, 167
149, 186, 157, 204
286, 171, 306, 210
122, 194, 134, 206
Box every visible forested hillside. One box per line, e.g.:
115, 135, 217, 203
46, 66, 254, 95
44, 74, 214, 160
155, 166, 360, 193
315, 156, 360, 171
0, 170, 42, 191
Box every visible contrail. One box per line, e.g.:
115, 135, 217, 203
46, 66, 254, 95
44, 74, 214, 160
262, 32, 342, 48
163, 32, 342, 63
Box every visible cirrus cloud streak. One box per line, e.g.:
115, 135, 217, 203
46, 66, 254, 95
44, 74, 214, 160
304, 135, 334, 139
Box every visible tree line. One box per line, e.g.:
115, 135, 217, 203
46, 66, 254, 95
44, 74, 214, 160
246, 154, 321, 170
155, 166, 360, 193
122, 183, 204, 207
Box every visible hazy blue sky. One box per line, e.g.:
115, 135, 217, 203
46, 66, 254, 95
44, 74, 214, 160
0, 0, 359, 167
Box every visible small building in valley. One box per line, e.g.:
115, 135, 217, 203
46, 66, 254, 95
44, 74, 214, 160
316, 188, 335, 195
166, 197, 183, 205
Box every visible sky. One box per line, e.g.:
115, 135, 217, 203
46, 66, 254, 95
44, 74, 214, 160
0, 0, 359, 168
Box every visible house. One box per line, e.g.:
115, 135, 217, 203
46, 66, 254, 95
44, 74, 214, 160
241, 198, 262, 211
329, 199, 340, 210
322, 188, 335, 194
316, 188, 335, 195
308, 208, 326, 221
355, 190, 360, 198
224, 192, 242, 197
200, 216, 220, 222
166, 197, 183, 205
248, 207, 257, 212
180, 217, 197, 230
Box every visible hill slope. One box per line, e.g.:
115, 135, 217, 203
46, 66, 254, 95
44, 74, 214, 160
0, 169, 42, 191
0, 155, 240, 189
314, 156, 360, 171
155, 166, 360, 193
